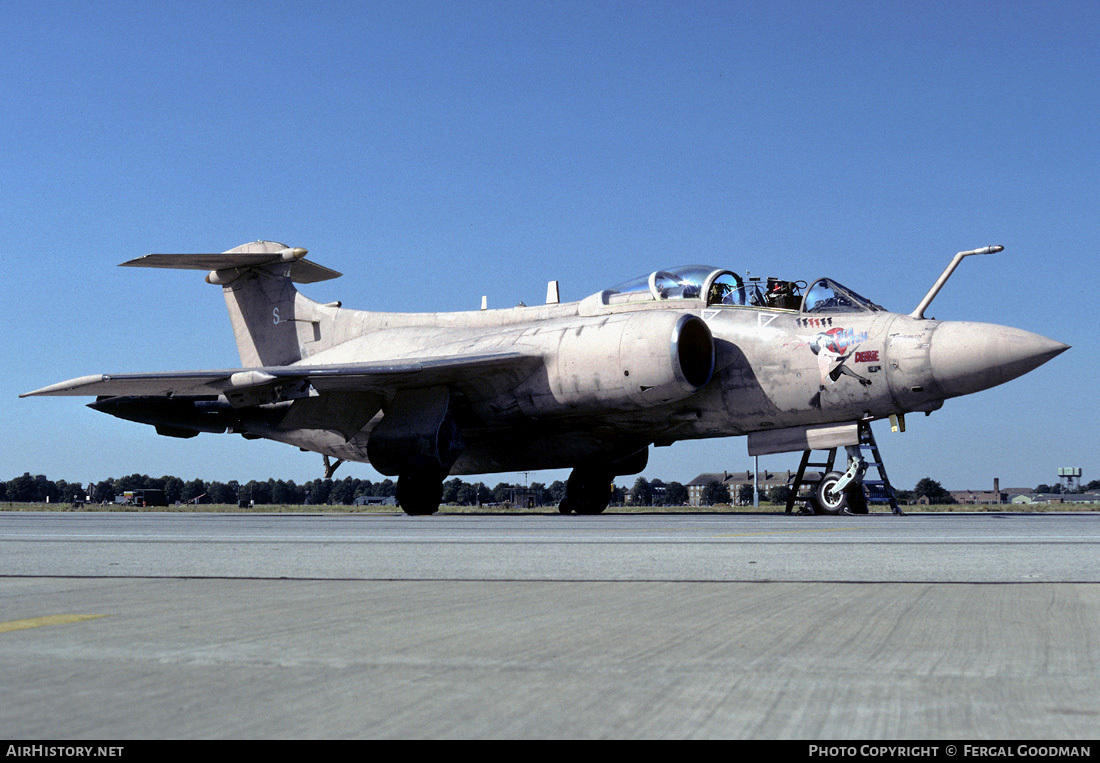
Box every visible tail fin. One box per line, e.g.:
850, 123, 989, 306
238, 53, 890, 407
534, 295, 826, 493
121, 240, 344, 366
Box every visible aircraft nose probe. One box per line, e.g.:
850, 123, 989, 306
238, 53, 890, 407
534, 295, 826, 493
900, 244, 1069, 399
910, 245, 1004, 320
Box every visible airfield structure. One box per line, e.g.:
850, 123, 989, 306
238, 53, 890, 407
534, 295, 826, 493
1059, 467, 1082, 492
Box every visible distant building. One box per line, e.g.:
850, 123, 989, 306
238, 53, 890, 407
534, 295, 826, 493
1010, 492, 1100, 505
759, 470, 801, 491
352, 495, 396, 506
949, 478, 1007, 505
509, 490, 541, 509
686, 471, 748, 506
945, 476, 1099, 506
685, 470, 804, 506
950, 490, 1007, 505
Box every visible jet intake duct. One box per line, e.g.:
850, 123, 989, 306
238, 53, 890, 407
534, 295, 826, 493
523, 311, 715, 414
672, 314, 716, 389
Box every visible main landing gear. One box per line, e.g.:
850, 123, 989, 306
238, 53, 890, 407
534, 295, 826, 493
558, 467, 614, 515
557, 448, 648, 515
396, 468, 445, 516
370, 387, 462, 517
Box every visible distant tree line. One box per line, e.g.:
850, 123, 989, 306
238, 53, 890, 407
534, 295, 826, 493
0, 472, 579, 507
3, 472, 1097, 507
0, 471, 406, 506
0, 473, 689, 507
1034, 482, 1100, 494
898, 477, 1100, 505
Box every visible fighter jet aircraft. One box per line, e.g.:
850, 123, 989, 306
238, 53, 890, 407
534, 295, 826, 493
23, 241, 1067, 515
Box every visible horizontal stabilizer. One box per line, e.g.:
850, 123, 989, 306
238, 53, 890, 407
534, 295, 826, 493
121, 242, 342, 284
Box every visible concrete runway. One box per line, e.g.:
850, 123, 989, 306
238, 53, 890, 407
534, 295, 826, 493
1, 510, 1098, 739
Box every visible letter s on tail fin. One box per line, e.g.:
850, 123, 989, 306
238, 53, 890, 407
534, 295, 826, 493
121, 240, 344, 367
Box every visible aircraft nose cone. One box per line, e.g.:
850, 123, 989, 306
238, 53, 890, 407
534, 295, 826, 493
928, 322, 1069, 398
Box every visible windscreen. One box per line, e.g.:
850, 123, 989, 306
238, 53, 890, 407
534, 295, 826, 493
802, 279, 883, 314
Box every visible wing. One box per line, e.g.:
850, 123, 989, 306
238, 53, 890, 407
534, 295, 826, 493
21, 352, 539, 403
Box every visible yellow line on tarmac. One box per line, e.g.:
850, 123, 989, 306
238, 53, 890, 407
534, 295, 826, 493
712, 527, 867, 538
0, 614, 109, 634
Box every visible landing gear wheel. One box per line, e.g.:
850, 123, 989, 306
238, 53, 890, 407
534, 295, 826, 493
396, 470, 443, 516
559, 469, 613, 515
812, 471, 851, 515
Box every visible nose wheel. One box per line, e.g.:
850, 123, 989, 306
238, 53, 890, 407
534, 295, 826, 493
814, 470, 868, 515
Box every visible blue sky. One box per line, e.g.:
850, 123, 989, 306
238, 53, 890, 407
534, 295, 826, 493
3, 1, 1097, 492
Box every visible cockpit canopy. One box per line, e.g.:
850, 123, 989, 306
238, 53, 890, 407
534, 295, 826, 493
608, 265, 726, 302
607, 265, 782, 307
801, 278, 884, 314
603, 265, 882, 313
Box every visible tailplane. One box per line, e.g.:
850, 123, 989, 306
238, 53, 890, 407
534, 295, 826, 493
121, 241, 344, 366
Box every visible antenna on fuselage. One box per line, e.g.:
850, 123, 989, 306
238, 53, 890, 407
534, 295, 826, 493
910, 245, 1003, 320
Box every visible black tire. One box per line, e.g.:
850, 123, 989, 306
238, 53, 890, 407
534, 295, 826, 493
563, 469, 612, 515
846, 485, 869, 514
812, 471, 850, 515
396, 471, 442, 516
573, 499, 608, 515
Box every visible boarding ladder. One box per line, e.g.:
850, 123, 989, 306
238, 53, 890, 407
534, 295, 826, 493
785, 420, 903, 515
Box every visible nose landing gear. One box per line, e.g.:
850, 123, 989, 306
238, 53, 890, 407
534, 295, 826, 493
815, 466, 869, 515
787, 420, 903, 516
